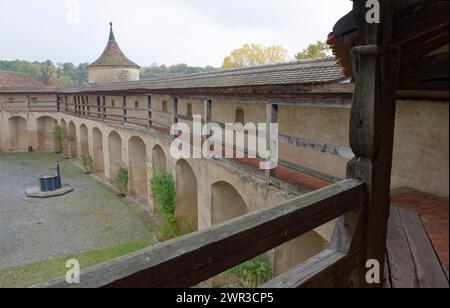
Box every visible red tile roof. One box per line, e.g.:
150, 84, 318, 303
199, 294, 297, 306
0, 71, 47, 89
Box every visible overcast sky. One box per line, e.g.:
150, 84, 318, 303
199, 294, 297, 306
0, 0, 352, 67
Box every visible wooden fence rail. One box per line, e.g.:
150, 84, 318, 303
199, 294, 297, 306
36, 179, 366, 288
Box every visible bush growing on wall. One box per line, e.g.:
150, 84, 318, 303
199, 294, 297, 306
81, 155, 93, 174
52, 125, 68, 154
152, 172, 175, 214
151, 171, 179, 242
115, 165, 129, 194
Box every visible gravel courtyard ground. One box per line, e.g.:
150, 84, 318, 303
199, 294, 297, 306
0, 152, 154, 271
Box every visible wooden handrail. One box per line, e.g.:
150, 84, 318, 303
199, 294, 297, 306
36, 179, 366, 288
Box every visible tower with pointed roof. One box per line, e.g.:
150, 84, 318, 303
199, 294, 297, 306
87, 23, 140, 84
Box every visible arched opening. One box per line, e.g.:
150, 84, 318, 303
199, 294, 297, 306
68, 121, 77, 158
36, 116, 57, 151
80, 124, 89, 157
175, 159, 198, 232
92, 127, 104, 173
152, 144, 167, 174
8, 116, 28, 151
128, 136, 148, 199
61, 119, 69, 157
211, 181, 248, 225
108, 131, 123, 183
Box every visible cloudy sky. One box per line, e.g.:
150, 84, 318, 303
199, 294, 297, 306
0, 0, 352, 67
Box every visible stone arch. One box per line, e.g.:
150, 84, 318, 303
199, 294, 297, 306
61, 119, 69, 157
80, 124, 89, 157
68, 121, 77, 158
128, 136, 148, 199
92, 127, 104, 172
108, 131, 123, 182
152, 144, 167, 174
211, 181, 248, 225
8, 116, 28, 151
175, 159, 198, 232
36, 116, 57, 151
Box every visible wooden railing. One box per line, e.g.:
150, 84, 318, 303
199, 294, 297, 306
37, 179, 366, 288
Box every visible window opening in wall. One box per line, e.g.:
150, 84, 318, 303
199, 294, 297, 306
236, 108, 245, 125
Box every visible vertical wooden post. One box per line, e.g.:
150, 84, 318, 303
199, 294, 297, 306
65, 95, 68, 113
76, 96, 80, 117
27, 94, 30, 112
147, 95, 152, 128
97, 97, 101, 118
265, 100, 278, 184
345, 0, 400, 287
81, 96, 86, 116
86, 96, 90, 117
203, 99, 212, 136
123, 96, 127, 125
56, 95, 60, 112
172, 97, 178, 125
102, 96, 106, 122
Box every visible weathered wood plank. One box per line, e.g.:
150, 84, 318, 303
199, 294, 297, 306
396, 207, 449, 288
387, 207, 449, 288
386, 207, 418, 288
261, 249, 360, 288
36, 179, 366, 288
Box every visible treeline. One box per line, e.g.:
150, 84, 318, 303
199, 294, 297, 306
0, 60, 218, 86
0, 60, 88, 86
140, 63, 217, 79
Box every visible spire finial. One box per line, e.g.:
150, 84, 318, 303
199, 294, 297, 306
109, 21, 116, 41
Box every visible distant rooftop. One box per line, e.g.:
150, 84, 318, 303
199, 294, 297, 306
87, 23, 140, 69
0, 71, 48, 89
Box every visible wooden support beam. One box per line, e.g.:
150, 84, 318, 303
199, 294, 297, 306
102, 96, 106, 121
147, 95, 152, 127
345, 0, 401, 288
203, 99, 212, 137
26, 94, 30, 112
122, 96, 127, 124
64, 95, 68, 113
265, 101, 278, 184
172, 97, 178, 125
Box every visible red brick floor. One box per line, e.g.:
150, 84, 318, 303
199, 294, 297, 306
391, 189, 449, 279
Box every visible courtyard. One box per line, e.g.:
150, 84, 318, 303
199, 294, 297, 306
0, 152, 155, 287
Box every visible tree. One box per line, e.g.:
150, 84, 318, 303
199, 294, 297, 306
295, 41, 331, 61
222, 44, 289, 69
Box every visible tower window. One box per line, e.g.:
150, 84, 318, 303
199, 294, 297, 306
135, 101, 139, 109
162, 100, 168, 113
31, 97, 38, 103
111, 99, 115, 108
235, 108, 245, 125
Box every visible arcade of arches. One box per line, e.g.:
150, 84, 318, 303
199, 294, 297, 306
0, 111, 337, 276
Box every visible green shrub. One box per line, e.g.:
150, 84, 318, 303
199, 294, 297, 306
81, 155, 93, 174
158, 213, 180, 242
115, 165, 129, 193
52, 125, 68, 153
151, 172, 181, 242
228, 255, 272, 288
152, 173, 175, 215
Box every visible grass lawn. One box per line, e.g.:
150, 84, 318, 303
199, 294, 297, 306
0, 239, 152, 288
